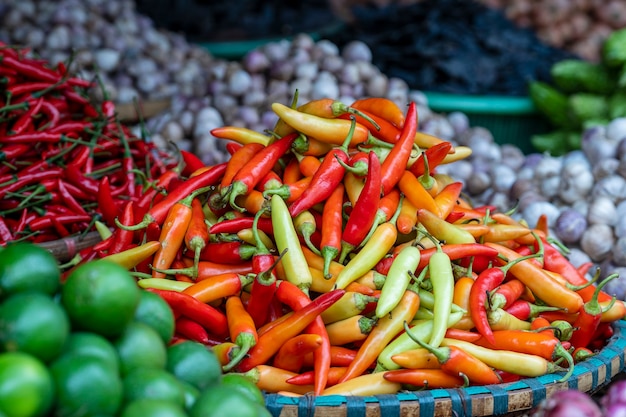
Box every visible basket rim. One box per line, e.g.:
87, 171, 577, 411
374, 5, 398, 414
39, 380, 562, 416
264, 320, 626, 417
423, 92, 538, 116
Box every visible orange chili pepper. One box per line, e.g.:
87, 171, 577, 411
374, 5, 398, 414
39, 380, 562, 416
220, 142, 265, 190
298, 155, 322, 177
391, 347, 441, 369
396, 193, 418, 235
433, 181, 464, 220
351, 97, 405, 128
326, 315, 377, 346
151, 186, 212, 278
398, 170, 440, 216
404, 322, 502, 385
212, 342, 240, 367
292, 135, 334, 156
223, 295, 259, 372
301, 346, 358, 368
180, 272, 254, 304
241, 365, 314, 395
485, 242, 584, 313
272, 333, 323, 373
237, 288, 345, 373
183, 198, 209, 279
281, 156, 302, 185
382, 368, 465, 389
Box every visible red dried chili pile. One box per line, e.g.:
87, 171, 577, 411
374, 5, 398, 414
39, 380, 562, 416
0, 42, 177, 246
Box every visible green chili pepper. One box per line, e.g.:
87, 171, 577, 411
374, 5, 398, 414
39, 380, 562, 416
427, 239, 455, 348
270, 194, 312, 294
375, 311, 464, 372
375, 244, 420, 318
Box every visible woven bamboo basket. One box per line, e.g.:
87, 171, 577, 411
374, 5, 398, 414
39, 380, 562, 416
264, 320, 626, 417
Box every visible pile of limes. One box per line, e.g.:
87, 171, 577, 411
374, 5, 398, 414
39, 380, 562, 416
0, 242, 270, 417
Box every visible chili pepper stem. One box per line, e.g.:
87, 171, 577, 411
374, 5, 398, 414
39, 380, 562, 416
222, 335, 255, 372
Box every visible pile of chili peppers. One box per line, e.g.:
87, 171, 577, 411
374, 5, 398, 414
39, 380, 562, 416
71, 93, 625, 397
0, 42, 179, 247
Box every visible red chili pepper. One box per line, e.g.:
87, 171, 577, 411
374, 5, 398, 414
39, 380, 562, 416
320, 183, 345, 279
175, 316, 213, 345
286, 366, 347, 387
28, 214, 92, 233
469, 252, 541, 344
569, 273, 619, 349
1, 55, 61, 83
287, 118, 357, 217
96, 176, 120, 227
109, 201, 135, 255
0, 168, 63, 199
198, 241, 257, 265
338, 151, 382, 263
489, 279, 527, 310
408, 141, 453, 177
116, 162, 227, 231
208, 216, 274, 236
223, 133, 297, 211
380, 102, 417, 195
540, 239, 613, 304
272, 333, 323, 373
246, 209, 280, 327
504, 299, 564, 321
0, 143, 30, 162
56, 179, 88, 216
272, 281, 336, 395
10, 97, 43, 135
146, 288, 228, 337
0, 217, 13, 244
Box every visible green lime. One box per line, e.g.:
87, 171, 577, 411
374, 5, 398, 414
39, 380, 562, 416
0, 242, 60, 299
0, 292, 69, 363
166, 341, 222, 391
0, 352, 54, 417
133, 290, 175, 345
120, 399, 187, 417
178, 380, 200, 410
61, 259, 140, 338
189, 384, 266, 417
61, 332, 120, 373
50, 354, 123, 417
114, 321, 167, 375
221, 373, 265, 406
122, 367, 186, 406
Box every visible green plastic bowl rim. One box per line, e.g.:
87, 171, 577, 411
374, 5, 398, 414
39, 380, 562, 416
424, 92, 538, 116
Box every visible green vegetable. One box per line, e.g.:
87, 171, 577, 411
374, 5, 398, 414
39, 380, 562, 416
602, 28, 626, 68
568, 94, 609, 124
530, 131, 580, 156
529, 81, 576, 129
609, 92, 626, 119
551, 60, 616, 94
